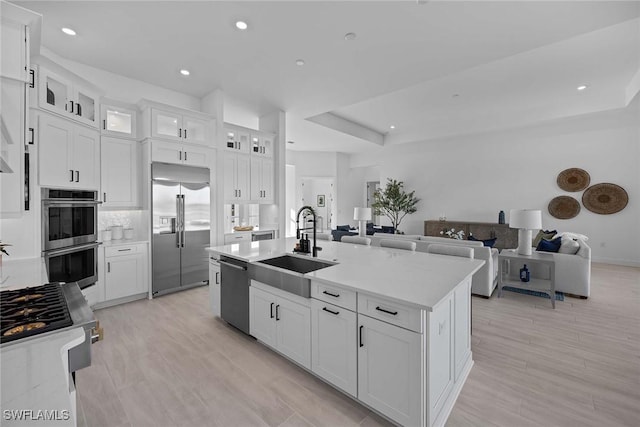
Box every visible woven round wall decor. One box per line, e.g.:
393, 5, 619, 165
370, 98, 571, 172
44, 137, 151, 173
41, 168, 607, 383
557, 168, 590, 192
548, 196, 580, 219
582, 183, 628, 215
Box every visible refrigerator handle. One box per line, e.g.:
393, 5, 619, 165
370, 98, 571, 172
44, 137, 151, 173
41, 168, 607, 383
181, 194, 186, 248
176, 195, 181, 248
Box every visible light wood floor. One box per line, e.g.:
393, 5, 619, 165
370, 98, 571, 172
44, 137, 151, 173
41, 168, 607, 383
77, 263, 640, 427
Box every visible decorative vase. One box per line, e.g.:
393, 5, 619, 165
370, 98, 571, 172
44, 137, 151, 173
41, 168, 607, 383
498, 210, 505, 224
520, 264, 530, 282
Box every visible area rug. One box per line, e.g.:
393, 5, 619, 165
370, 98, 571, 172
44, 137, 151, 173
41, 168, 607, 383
501, 286, 565, 301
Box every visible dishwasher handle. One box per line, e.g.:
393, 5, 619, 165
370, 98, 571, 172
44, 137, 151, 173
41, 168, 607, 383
219, 260, 247, 271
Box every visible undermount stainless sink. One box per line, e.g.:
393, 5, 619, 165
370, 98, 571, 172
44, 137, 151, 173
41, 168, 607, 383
249, 255, 337, 297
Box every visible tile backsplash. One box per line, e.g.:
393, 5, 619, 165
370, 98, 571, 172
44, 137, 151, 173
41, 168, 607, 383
99, 210, 147, 238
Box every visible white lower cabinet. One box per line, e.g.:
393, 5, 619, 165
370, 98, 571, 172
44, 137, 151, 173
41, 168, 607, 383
104, 244, 148, 301
209, 258, 221, 317
249, 284, 311, 369
428, 295, 453, 426
358, 314, 423, 427
311, 299, 357, 397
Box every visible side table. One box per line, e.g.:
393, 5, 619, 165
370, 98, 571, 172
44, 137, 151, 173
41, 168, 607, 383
498, 249, 556, 309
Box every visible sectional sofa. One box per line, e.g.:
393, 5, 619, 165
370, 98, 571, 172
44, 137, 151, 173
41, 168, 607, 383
368, 233, 591, 298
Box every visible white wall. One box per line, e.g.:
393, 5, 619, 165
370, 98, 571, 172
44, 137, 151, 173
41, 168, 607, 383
350, 103, 640, 266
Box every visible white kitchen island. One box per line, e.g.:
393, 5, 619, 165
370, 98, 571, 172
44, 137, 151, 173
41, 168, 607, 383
206, 238, 484, 427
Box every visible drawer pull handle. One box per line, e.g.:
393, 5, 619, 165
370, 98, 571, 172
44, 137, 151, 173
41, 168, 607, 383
359, 325, 364, 347
270, 302, 275, 319
275, 304, 280, 321
322, 290, 340, 298
375, 306, 398, 316
118, 248, 132, 252
322, 307, 339, 316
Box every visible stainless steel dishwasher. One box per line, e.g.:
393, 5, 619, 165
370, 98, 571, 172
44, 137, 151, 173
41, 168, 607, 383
219, 255, 250, 334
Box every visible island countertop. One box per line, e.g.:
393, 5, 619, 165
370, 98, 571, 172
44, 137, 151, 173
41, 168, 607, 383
206, 237, 484, 311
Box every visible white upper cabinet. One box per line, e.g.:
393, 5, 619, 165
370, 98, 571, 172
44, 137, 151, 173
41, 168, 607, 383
0, 16, 28, 82
250, 157, 274, 204
224, 127, 250, 153
151, 140, 213, 168
142, 102, 214, 146
250, 133, 274, 158
101, 137, 139, 208
36, 66, 100, 128
101, 100, 138, 139
223, 152, 250, 202
38, 113, 100, 190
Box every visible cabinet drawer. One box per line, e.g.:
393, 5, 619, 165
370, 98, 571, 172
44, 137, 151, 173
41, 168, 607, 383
105, 244, 140, 258
311, 281, 356, 312
358, 294, 423, 333
224, 233, 251, 244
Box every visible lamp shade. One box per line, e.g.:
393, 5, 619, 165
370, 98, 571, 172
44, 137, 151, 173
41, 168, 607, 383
353, 207, 372, 221
509, 209, 542, 229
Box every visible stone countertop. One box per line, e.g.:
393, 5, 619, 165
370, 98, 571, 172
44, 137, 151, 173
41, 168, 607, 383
0, 257, 49, 290
206, 238, 484, 311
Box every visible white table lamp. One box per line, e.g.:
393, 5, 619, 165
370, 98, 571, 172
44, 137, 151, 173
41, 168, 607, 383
354, 207, 372, 237
509, 209, 542, 256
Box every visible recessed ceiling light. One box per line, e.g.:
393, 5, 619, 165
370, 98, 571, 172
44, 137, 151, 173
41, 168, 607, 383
180, 69, 190, 76
344, 32, 357, 41
61, 27, 76, 36
389, 125, 396, 130
577, 85, 588, 91
235, 21, 248, 30
287, 140, 295, 144
452, 94, 460, 98
295, 59, 305, 66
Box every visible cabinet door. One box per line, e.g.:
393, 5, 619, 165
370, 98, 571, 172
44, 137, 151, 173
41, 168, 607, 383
38, 114, 74, 188
105, 254, 143, 301
358, 315, 422, 427
209, 261, 221, 317
261, 134, 274, 158
152, 140, 183, 165
0, 18, 27, 81
453, 279, 471, 382
236, 154, 250, 201
183, 116, 211, 145
101, 137, 138, 208
261, 159, 274, 203
72, 126, 100, 190
73, 86, 99, 128
38, 67, 72, 117
1, 78, 25, 215
151, 109, 181, 141
101, 104, 137, 138
250, 156, 262, 200
249, 286, 277, 348
223, 152, 237, 201
183, 144, 211, 167
429, 295, 453, 423
311, 299, 357, 397
276, 296, 311, 369
236, 130, 251, 153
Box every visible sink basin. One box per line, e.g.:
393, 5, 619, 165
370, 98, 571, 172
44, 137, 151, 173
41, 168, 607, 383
257, 255, 335, 274
249, 255, 337, 297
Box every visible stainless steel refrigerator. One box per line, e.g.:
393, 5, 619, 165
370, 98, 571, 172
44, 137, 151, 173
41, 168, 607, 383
152, 163, 210, 296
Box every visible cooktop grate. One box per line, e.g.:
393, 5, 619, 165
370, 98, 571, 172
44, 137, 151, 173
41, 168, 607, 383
0, 283, 73, 344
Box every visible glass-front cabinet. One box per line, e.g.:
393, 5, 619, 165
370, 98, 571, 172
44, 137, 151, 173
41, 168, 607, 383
151, 109, 181, 141
150, 108, 213, 145
251, 133, 274, 158
101, 101, 138, 138
37, 65, 100, 128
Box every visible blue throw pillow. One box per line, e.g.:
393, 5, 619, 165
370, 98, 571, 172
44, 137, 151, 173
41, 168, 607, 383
336, 225, 350, 232
537, 236, 562, 253
468, 235, 497, 248
381, 226, 395, 234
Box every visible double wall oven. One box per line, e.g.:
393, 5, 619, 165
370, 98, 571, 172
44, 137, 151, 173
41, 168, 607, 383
42, 189, 101, 290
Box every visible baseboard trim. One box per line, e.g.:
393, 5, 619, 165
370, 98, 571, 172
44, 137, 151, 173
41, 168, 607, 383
591, 257, 640, 268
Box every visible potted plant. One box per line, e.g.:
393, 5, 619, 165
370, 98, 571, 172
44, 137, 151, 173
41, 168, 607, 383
371, 179, 420, 234
0, 241, 10, 278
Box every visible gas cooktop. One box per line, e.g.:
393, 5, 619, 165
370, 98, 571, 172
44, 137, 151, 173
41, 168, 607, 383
0, 283, 73, 344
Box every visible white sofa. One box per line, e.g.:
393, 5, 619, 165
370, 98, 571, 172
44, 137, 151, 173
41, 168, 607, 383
370, 234, 499, 297
531, 239, 591, 298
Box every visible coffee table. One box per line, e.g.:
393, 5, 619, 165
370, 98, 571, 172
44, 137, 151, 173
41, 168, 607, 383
498, 249, 556, 309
